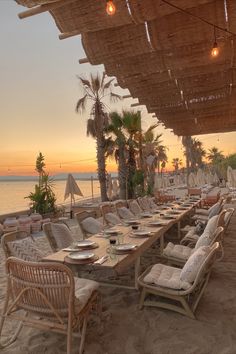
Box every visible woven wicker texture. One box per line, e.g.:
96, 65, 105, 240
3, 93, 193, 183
16, 0, 236, 135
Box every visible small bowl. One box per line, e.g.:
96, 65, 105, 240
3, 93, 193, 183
132, 225, 139, 230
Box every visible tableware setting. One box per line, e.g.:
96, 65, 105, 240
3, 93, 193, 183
140, 212, 153, 218
147, 220, 168, 227
64, 251, 99, 264
62, 240, 98, 251
109, 243, 137, 254
129, 229, 152, 238
123, 219, 141, 226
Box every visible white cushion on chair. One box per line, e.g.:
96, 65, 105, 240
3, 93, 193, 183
117, 207, 134, 219
105, 213, 120, 225
51, 223, 74, 249
195, 215, 218, 249
163, 242, 193, 260
81, 217, 103, 235
74, 277, 99, 310
143, 264, 191, 290
7, 238, 44, 261
208, 202, 221, 218
129, 200, 142, 216
180, 246, 210, 283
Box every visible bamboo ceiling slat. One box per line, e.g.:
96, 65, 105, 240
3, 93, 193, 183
128, 0, 214, 21
50, 0, 132, 34
15, 0, 236, 136
16, 0, 56, 7
82, 24, 152, 65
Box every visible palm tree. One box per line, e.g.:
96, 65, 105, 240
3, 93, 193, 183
75, 73, 121, 201
156, 145, 168, 174
182, 136, 192, 186
192, 138, 206, 169
207, 147, 224, 164
122, 110, 141, 198
172, 157, 182, 171
106, 112, 128, 199
142, 125, 165, 191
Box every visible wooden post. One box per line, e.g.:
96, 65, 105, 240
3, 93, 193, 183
91, 176, 94, 201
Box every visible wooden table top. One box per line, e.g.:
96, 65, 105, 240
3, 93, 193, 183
43, 199, 199, 273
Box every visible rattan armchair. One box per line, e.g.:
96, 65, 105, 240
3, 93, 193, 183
1, 230, 44, 261
138, 243, 219, 319
0, 257, 99, 354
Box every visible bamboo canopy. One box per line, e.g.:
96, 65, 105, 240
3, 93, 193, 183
15, 0, 236, 136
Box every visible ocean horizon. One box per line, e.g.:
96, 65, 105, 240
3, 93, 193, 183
0, 172, 118, 182
0, 179, 101, 215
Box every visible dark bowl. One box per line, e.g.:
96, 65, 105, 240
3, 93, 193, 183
132, 225, 139, 230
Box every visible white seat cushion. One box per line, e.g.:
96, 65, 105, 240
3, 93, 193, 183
81, 217, 103, 235
143, 264, 191, 290
180, 246, 210, 283
163, 242, 193, 260
105, 213, 121, 225
117, 207, 134, 219
7, 237, 44, 261
51, 223, 75, 249
74, 277, 99, 310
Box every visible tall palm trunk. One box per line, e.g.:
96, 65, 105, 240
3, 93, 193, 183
127, 141, 136, 198
96, 134, 108, 201
118, 143, 127, 200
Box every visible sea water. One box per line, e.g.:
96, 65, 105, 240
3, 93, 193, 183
0, 180, 100, 215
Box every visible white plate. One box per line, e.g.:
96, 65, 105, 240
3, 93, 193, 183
148, 221, 166, 226
162, 215, 176, 219
132, 230, 152, 236
124, 219, 140, 225
140, 213, 152, 218
68, 251, 95, 260
75, 240, 95, 247
104, 229, 120, 235
113, 244, 136, 251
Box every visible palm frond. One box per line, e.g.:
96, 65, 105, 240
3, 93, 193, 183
103, 78, 114, 91
86, 118, 96, 138
78, 76, 91, 89
91, 73, 101, 93
110, 92, 122, 103
75, 94, 87, 113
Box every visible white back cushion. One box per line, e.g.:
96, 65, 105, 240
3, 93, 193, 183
129, 200, 142, 216
51, 223, 74, 249
117, 207, 134, 219
81, 217, 103, 235
208, 202, 221, 218
105, 213, 121, 225
195, 215, 219, 249
180, 246, 210, 283
7, 238, 44, 262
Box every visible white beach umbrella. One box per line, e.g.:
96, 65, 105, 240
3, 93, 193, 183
188, 172, 195, 187
112, 178, 119, 197
64, 174, 83, 218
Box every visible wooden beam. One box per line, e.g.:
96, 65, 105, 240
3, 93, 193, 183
78, 58, 89, 64
122, 95, 132, 99
59, 30, 80, 40
131, 103, 141, 107
18, 0, 75, 19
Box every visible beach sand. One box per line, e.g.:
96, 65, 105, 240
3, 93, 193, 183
1, 205, 236, 354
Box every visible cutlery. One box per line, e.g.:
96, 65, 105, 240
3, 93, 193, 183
94, 255, 109, 265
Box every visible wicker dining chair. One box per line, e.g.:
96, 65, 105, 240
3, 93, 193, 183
1, 230, 44, 261
43, 222, 75, 252
0, 257, 99, 354
138, 242, 219, 319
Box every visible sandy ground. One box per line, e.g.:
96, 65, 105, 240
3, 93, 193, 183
0, 205, 236, 354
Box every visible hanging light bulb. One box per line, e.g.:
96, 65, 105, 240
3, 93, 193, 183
211, 26, 219, 58
106, 0, 116, 15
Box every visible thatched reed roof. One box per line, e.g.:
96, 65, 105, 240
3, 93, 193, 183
15, 0, 236, 136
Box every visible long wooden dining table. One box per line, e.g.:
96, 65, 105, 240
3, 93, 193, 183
43, 199, 200, 290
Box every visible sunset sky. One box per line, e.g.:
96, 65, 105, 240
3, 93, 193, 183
1, 1, 236, 177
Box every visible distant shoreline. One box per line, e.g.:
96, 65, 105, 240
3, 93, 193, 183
0, 173, 118, 182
